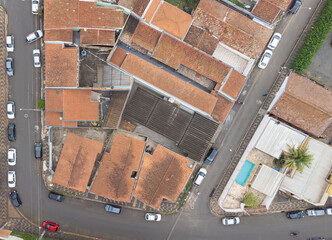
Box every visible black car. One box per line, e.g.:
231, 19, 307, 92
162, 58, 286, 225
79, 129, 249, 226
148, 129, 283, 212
286, 210, 304, 219
204, 148, 218, 165
34, 143, 42, 159
8, 124, 15, 141
48, 192, 64, 202
289, 0, 302, 14
10, 190, 22, 207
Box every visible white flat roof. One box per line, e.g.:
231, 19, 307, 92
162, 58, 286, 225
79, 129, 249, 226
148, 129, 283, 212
255, 118, 307, 158
280, 138, 332, 204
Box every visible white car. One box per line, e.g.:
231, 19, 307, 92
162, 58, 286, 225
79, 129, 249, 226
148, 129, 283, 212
7, 101, 15, 119
32, 0, 40, 14
26, 30, 43, 43
258, 50, 273, 69
6, 35, 14, 52
8, 171, 16, 188
33, 49, 41, 68
145, 213, 161, 221
267, 33, 282, 50
194, 168, 207, 186
8, 148, 16, 166
222, 217, 240, 225
326, 208, 332, 215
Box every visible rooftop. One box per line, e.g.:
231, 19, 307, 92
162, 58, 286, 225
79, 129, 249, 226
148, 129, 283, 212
52, 133, 103, 192
80, 29, 115, 45
252, 0, 282, 23
45, 89, 63, 112
44, 29, 73, 42
46, 112, 77, 127
131, 22, 161, 52
118, 0, 150, 17
143, 0, 162, 23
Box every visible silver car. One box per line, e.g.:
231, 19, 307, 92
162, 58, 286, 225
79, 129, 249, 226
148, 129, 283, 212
33, 49, 41, 68
7, 101, 15, 119
6, 35, 14, 52
8, 171, 16, 188
258, 50, 273, 69
8, 148, 16, 166
6, 58, 13, 76
26, 30, 43, 43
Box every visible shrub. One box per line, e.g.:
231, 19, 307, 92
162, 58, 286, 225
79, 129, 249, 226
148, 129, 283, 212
291, 0, 332, 72
37, 99, 45, 109
243, 192, 259, 208
37, 5, 43, 18
273, 158, 285, 168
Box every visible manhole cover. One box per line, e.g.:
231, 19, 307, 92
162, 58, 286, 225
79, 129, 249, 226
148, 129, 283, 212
24, 114, 28, 118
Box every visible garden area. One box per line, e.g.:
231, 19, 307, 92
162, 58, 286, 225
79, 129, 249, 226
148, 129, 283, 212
165, 0, 198, 13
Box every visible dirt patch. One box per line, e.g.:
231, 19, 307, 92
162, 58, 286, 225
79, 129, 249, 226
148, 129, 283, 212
119, 119, 136, 132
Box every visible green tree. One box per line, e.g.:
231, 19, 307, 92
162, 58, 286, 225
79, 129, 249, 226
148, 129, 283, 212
281, 144, 313, 173
37, 99, 45, 109
243, 192, 259, 208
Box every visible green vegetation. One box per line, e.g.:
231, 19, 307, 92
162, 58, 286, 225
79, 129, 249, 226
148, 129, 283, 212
281, 144, 313, 173
229, 0, 244, 8
37, 99, 45, 109
291, 0, 332, 73
11, 231, 54, 240
37, 5, 43, 18
165, 0, 198, 12
273, 158, 285, 169
243, 192, 259, 208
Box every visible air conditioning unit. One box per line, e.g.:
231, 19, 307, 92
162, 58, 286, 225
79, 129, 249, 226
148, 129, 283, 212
168, 97, 175, 103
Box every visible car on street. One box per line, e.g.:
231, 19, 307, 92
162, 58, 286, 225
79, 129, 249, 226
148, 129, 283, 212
286, 210, 304, 219
258, 50, 273, 69
8, 148, 16, 166
33, 49, 41, 67
290, 0, 302, 14
204, 148, 218, 165
222, 217, 240, 225
32, 0, 40, 14
7, 101, 15, 119
42, 221, 59, 232
10, 190, 22, 207
105, 204, 121, 214
8, 171, 16, 188
145, 213, 161, 221
34, 143, 42, 159
26, 30, 43, 43
267, 33, 282, 50
308, 238, 325, 240
306, 208, 325, 217
6, 58, 13, 76
326, 207, 332, 215
49, 192, 64, 202
6, 35, 14, 52
8, 124, 16, 141
194, 168, 207, 186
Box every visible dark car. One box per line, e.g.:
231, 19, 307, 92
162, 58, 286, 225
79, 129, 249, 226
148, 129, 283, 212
286, 210, 304, 219
308, 238, 325, 240
290, 0, 302, 14
42, 221, 59, 232
204, 148, 218, 165
10, 190, 22, 207
49, 192, 64, 202
105, 204, 121, 214
8, 124, 15, 141
34, 143, 42, 159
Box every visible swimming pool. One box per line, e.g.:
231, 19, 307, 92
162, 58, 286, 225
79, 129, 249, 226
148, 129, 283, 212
235, 160, 255, 186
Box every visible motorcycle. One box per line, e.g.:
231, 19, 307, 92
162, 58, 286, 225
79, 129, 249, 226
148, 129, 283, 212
290, 232, 301, 237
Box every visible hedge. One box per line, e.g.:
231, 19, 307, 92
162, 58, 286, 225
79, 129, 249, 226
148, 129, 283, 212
291, 0, 332, 73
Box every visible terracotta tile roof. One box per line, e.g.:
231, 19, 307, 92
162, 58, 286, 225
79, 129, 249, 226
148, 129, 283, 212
80, 29, 115, 45
53, 133, 103, 192
44, 30, 73, 42
211, 91, 233, 123
184, 26, 218, 55
63, 121, 78, 127
267, 0, 292, 10
44, 0, 79, 29
134, 145, 192, 209
118, 0, 150, 16
143, 0, 162, 23
183, 25, 204, 47
63, 90, 99, 121
109, 47, 128, 67
132, 22, 161, 52
46, 112, 77, 127
90, 134, 145, 202
252, 0, 281, 23
120, 52, 217, 114
193, 0, 272, 58
45, 89, 63, 112
152, 33, 232, 84
151, 2, 192, 39
221, 70, 246, 99
270, 72, 332, 137
45, 44, 77, 87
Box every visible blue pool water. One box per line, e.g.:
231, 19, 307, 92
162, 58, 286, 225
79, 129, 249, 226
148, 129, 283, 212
235, 160, 255, 186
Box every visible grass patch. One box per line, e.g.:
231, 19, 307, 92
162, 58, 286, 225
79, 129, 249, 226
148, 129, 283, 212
291, 0, 332, 73
229, 0, 245, 8
11, 231, 54, 240
165, 0, 198, 12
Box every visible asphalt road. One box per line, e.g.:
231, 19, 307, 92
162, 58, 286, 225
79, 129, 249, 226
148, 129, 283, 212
2, 0, 332, 240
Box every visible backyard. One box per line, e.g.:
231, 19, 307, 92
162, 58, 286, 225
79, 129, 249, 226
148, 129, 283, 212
165, 0, 198, 12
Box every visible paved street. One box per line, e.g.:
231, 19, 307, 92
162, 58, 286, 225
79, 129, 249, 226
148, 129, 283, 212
1, 0, 332, 240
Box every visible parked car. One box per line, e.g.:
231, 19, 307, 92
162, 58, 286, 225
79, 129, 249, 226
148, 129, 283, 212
267, 33, 282, 50
33, 49, 41, 67
194, 168, 207, 186
7, 101, 15, 119
286, 210, 304, 219
26, 30, 43, 43
42, 221, 59, 232
308, 238, 325, 240
8, 171, 16, 188
6, 58, 13, 76
32, 0, 40, 14
6, 35, 14, 52
204, 148, 218, 165
8, 124, 16, 141
105, 204, 121, 214
290, 0, 302, 14
145, 213, 161, 222
306, 208, 325, 217
49, 192, 64, 202
326, 207, 332, 215
34, 143, 42, 159
8, 148, 16, 166
222, 217, 240, 225
258, 50, 273, 69
10, 190, 22, 207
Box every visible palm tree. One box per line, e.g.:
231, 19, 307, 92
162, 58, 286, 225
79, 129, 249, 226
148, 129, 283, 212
281, 144, 313, 173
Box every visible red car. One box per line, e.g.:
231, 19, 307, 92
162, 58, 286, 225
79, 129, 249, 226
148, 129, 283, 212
42, 221, 59, 232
